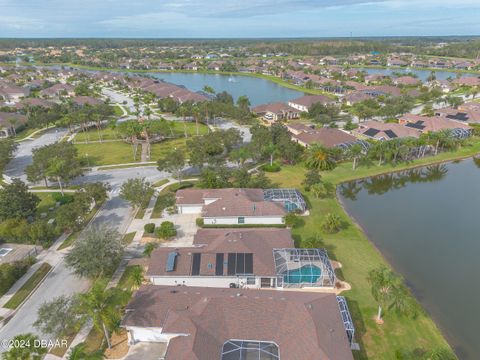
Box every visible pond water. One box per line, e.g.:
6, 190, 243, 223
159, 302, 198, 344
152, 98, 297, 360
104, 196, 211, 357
147, 72, 304, 106
338, 159, 480, 359
358, 67, 479, 82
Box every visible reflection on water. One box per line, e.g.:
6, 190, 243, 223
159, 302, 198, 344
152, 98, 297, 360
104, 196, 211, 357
339, 164, 448, 199
339, 159, 480, 359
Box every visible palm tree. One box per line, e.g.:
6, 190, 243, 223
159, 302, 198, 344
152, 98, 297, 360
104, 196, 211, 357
131, 266, 144, 290
347, 143, 363, 170
367, 266, 415, 323
76, 282, 131, 349
304, 144, 336, 171
67, 343, 103, 360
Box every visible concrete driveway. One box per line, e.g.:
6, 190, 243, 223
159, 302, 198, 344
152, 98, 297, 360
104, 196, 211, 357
161, 213, 198, 247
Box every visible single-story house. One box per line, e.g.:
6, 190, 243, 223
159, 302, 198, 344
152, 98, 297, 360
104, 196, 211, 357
287, 123, 358, 148
0, 112, 28, 138
354, 120, 421, 140
435, 105, 480, 124
147, 228, 298, 289
393, 76, 421, 86
287, 95, 335, 113
251, 102, 300, 123
0, 82, 30, 103
72, 96, 104, 107
121, 286, 355, 359
398, 114, 472, 134
176, 188, 306, 225
14, 98, 55, 110
39, 83, 75, 98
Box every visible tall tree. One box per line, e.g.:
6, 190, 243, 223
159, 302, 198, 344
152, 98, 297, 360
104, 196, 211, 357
0, 179, 39, 221
157, 150, 186, 183
76, 282, 130, 349
2, 333, 47, 360
120, 178, 152, 209
65, 225, 123, 279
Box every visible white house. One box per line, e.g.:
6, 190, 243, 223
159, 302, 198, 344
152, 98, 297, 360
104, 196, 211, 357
287, 94, 335, 113
147, 228, 294, 289
147, 228, 336, 290
176, 188, 307, 225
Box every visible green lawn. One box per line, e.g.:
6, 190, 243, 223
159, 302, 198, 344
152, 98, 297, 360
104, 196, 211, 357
150, 138, 188, 161
35, 192, 63, 221
74, 127, 121, 142
75, 142, 137, 166
117, 265, 142, 291
263, 143, 480, 359
75, 138, 189, 166
4, 263, 52, 309
168, 121, 209, 136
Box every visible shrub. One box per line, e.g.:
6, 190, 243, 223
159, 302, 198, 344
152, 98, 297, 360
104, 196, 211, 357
144, 223, 155, 233
51, 192, 74, 205
321, 213, 342, 233
284, 213, 301, 228
155, 221, 177, 239
169, 182, 195, 192
196, 218, 204, 227
0, 260, 31, 296
261, 162, 281, 172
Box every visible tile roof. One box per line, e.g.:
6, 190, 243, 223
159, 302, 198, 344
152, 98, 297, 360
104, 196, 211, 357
147, 228, 294, 277
122, 285, 354, 360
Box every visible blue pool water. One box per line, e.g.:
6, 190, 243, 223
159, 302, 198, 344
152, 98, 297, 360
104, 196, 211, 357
283, 264, 321, 284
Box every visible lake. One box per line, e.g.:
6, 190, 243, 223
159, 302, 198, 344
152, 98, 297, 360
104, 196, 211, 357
338, 159, 480, 359
358, 67, 479, 82
147, 72, 304, 106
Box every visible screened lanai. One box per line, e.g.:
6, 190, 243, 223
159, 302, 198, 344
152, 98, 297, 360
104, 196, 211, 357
273, 248, 335, 288
263, 188, 307, 213
221, 340, 280, 360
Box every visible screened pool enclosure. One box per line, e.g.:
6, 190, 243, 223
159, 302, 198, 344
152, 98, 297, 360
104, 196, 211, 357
221, 340, 279, 360
273, 248, 335, 288
263, 188, 307, 213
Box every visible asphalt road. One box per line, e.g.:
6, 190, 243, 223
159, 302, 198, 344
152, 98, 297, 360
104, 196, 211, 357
0, 131, 170, 351
4, 128, 68, 181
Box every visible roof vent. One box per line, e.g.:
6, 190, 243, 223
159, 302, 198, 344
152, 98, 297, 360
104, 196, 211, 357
170, 290, 178, 294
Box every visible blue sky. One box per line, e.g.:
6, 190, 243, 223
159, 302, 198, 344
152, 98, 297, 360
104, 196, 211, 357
0, 0, 479, 38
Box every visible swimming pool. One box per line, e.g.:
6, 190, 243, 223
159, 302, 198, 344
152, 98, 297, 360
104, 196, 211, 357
283, 264, 321, 284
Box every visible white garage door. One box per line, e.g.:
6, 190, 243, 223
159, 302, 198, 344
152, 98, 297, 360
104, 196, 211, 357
178, 205, 202, 214
132, 327, 166, 342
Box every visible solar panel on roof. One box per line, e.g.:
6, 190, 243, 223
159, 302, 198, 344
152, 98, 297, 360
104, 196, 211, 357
227, 253, 236, 275
215, 253, 224, 275
405, 121, 425, 130
166, 252, 178, 272
384, 130, 397, 138
191, 253, 201, 275
245, 254, 253, 274
236, 253, 245, 274
363, 128, 380, 137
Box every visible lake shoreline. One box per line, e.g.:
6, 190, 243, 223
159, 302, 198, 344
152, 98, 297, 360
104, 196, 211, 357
336, 154, 480, 359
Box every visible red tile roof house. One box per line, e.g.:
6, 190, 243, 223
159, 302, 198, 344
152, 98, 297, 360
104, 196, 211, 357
354, 120, 421, 140
147, 228, 336, 289
393, 76, 422, 86
0, 82, 30, 103
287, 123, 358, 148
0, 112, 27, 138
435, 105, 480, 124
121, 286, 355, 359
14, 98, 55, 110
287, 95, 336, 113
251, 102, 300, 123
39, 83, 75, 98
398, 114, 472, 133
175, 188, 306, 225
453, 76, 480, 87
